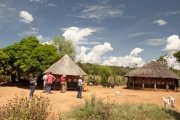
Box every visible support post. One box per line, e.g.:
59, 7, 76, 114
166, 84, 169, 92
142, 82, 144, 90
154, 82, 156, 91
133, 79, 135, 89
127, 79, 130, 89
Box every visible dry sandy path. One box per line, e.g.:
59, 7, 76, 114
0, 85, 180, 115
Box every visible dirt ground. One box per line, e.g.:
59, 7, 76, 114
0, 85, 180, 116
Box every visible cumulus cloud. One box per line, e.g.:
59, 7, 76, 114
76, 42, 113, 63
145, 38, 166, 46
164, 54, 180, 70
62, 27, 96, 43
153, 19, 167, 26
160, 35, 180, 70
78, 4, 123, 20
19, 11, 33, 23
103, 48, 145, 67
62, 26, 112, 64
163, 35, 180, 51
130, 48, 143, 56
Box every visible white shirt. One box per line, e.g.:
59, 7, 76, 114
78, 79, 82, 86
43, 74, 47, 81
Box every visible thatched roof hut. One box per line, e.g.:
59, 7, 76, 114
125, 61, 179, 91
44, 54, 86, 76
44, 54, 87, 90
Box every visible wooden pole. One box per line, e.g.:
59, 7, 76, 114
142, 82, 144, 90
174, 79, 177, 91
154, 82, 156, 91
127, 78, 130, 89
133, 79, 135, 89
166, 84, 169, 92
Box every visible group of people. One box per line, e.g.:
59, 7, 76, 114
42, 72, 56, 94
29, 72, 84, 99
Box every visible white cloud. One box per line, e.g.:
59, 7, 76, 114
128, 32, 153, 38
130, 48, 143, 56
78, 41, 100, 45
62, 27, 96, 43
153, 19, 167, 26
18, 27, 38, 36
76, 42, 113, 63
37, 34, 51, 42
163, 35, 180, 51
78, 4, 123, 20
0, 4, 16, 20
164, 54, 180, 70
145, 38, 166, 46
30, 0, 41, 2
19, 11, 33, 23
47, 3, 57, 7
159, 35, 180, 70
103, 48, 145, 67
165, 10, 180, 16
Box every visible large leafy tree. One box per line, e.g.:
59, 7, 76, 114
52, 35, 75, 59
4, 36, 59, 81
31, 44, 59, 74
174, 51, 180, 62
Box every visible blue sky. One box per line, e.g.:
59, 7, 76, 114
0, 0, 180, 69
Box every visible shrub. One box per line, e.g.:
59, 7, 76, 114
68, 96, 180, 120
114, 76, 127, 86
69, 95, 115, 120
0, 94, 50, 120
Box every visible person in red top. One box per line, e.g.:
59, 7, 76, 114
60, 74, 66, 93
46, 72, 55, 94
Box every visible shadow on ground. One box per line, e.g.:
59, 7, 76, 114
164, 109, 180, 120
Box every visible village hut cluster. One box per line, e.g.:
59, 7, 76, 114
44, 54, 179, 92
44, 55, 86, 90
125, 61, 179, 91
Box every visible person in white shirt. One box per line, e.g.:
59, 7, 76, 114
42, 74, 47, 93
77, 76, 83, 98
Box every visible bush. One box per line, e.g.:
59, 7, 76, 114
68, 96, 180, 120
69, 95, 113, 120
0, 94, 50, 120
114, 76, 127, 86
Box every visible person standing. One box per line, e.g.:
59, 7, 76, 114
29, 74, 37, 97
42, 73, 47, 93
46, 72, 55, 94
77, 76, 83, 98
60, 74, 66, 93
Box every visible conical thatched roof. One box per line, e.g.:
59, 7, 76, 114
44, 55, 87, 76
125, 61, 179, 79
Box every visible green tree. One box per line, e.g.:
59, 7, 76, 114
0, 49, 9, 74
31, 44, 59, 74
4, 36, 59, 81
157, 55, 168, 66
174, 51, 180, 62
52, 35, 75, 59
99, 66, 112, 84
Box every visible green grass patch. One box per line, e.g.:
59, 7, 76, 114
67, 95, 180, 120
